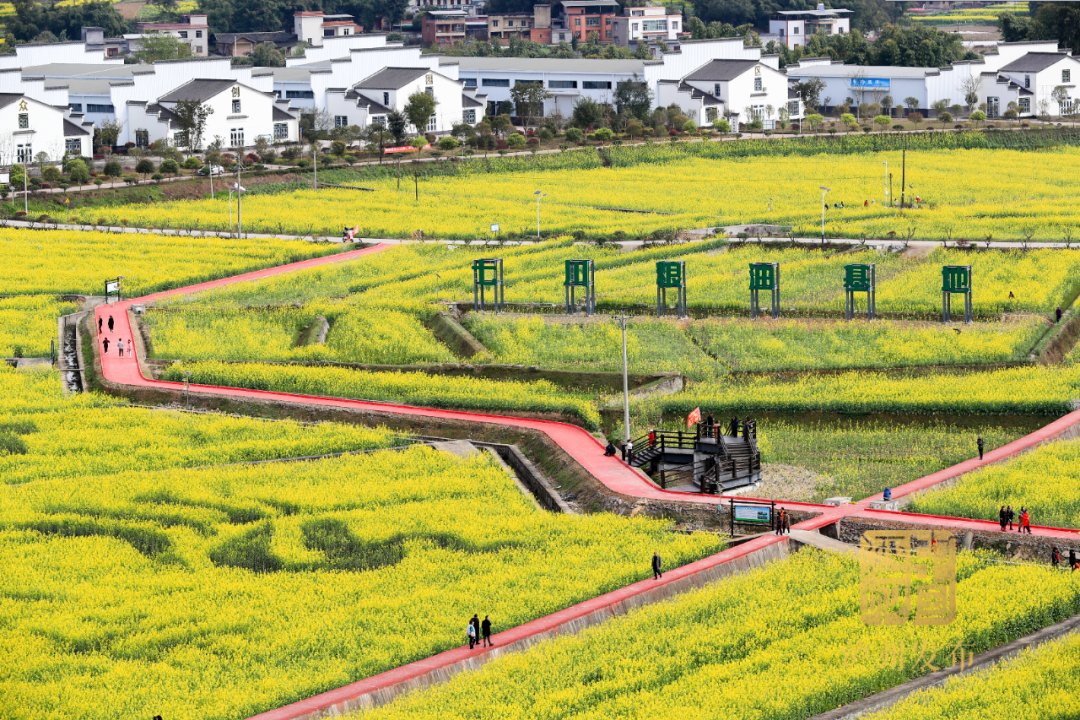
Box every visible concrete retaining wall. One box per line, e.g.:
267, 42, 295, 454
838, 515, 1074, 563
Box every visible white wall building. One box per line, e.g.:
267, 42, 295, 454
766, 5, 851, 51
681, 58, 794, 128
0, 93, 91, 166
134, 14, 211, 57
610, 6, 682, 46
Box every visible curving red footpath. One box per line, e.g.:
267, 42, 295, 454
89, 243, 1080, 720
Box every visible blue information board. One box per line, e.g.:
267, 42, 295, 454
850, 77, 890, 90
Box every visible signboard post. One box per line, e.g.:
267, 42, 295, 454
749, 262, 780, 318
941, 265, 972, 323
564, 259, 595, 315
472, 258, 504, 312
729, 500, 776, 537
844, 263, 876, 320
655, 260, 687, 318
104, 277, 122, 304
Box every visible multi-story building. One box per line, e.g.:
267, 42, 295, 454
610, 6, 682, 46
422, 10, 468, 46
488, 13, 535, 44
767, 4, 851, 50
135, 14, 210, 57
293, 12, 363, 48
557, 0, 620, 44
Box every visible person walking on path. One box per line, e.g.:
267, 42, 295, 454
117, 339, 124, 358
102, 337, 110, 355
470, 614, 480, 648
481, 615, 492, 647
466, 620, 477, 650
107, 315, 114, 332
128, 339, 133, 359
1071, 549, 1078, 570
1020, 507, 1031, 534
977, 436, 984, 461
97, 317, 102, 335
652, 551, 662, 580
775, 509, 786, 536
1006, 505, 1015, 531
999, 505, 1008, 531
1052, 547, 1062, 568
782, 509, 791, 535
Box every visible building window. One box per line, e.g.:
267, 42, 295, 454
1019, 97, 1031, 113
16, 144, 32, 163
383, 91, 390, 105
548, 79, 577, 89
69, 102, 83, 112
87, 104, 115, 113
135, 129, 149, 148
464, 78, 477, 89
986, 96, 999, 118
642, 19, 667, 32
18, 113, 28, 129
196, 30, 203, 38
178, 30, 188, 38
492, 19, 499, 27
173, 131, 186, 147
1060, 98, 1075, 116
632, 23, 638, 32
788, 99, 799, 115
793, 26, 800, 34
582, 80, 611, 90
754, 77, 763, 92
1064, 69, 1072, 84
425, 86, 434, 97
1024, 74, 1030, 89
335, 115, 348, 128
274, 122, 288, 140
705, 107, 717, 121
230, 128, 245, 147
371, 115, 385, 126
232, 99, 242, 114
463, 108, 476, 123
482, 78, 510, 87
426, 114, 437, 132
285, 90, 315, 99
714, 83, 722, 96
65, 138, 82, 155
586, 16, 600, 26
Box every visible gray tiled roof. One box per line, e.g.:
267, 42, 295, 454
358, 66, 429, 89
999, 52, 1070, 73
158, 78, 236, 103
683, 59, 759, 82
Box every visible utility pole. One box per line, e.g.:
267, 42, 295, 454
899, 148, 907, 210
313, 145, 318, 190
236, 160, 243, 238
619, 315, 630, 444
23, 166, 28, 215
413, 163, 419, 202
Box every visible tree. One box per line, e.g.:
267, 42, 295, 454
903, 97, 920, 114
970, 110, 986, 127
135, 159, 155, 177
1051, 86, 1070, 116
840, 112, 857, 131
939, 111, 953, 127
159, 158, 180, 175
880, 94, 894, 117
625, 119, 644, 138
908, 111, 924, 125
510, 81, 549, 129
491, 113, 513, 137
793, 79, 825, 112
66, 158, 90, 184
403, 91, 438, 135
931, 99, 949, 119
6, 0, 125, 43
173, 100, 213, 152
103, 159, 122, 177
34, 151, 50, 175
94, 120, 120, 151
251, 42, 285, 67
133, 33, 193, 63
571, 97, 607, 129
805, 113, 824, 131
386, 110, 408, 145
613, 80, 652, 122
960, 76, 980, 114
873, 115, 890, 131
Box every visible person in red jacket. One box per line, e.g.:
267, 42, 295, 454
1019, 507, 1031, 534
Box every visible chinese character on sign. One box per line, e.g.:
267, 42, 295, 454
860, 530, 956, 626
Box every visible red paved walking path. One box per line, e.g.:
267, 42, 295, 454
88, 243, 1080, 720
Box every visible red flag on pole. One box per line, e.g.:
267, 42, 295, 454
687, 407, 702, 428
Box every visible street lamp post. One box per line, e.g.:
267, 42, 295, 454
234, 158, 245, 238
618, 315, 631, 445
313, 145, 318, 190
819, 185, 831, 245
227, 187, 234, 236
534, 190, 546, 240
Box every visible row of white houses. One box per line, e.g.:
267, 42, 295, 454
0, 31, 1077, 168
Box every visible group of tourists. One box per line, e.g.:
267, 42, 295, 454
774, 508, 791, 535
1051, 547, 1080, 571
998, 505, 1032, 533
465, 614, 493, 650
97, 314, 133, 359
